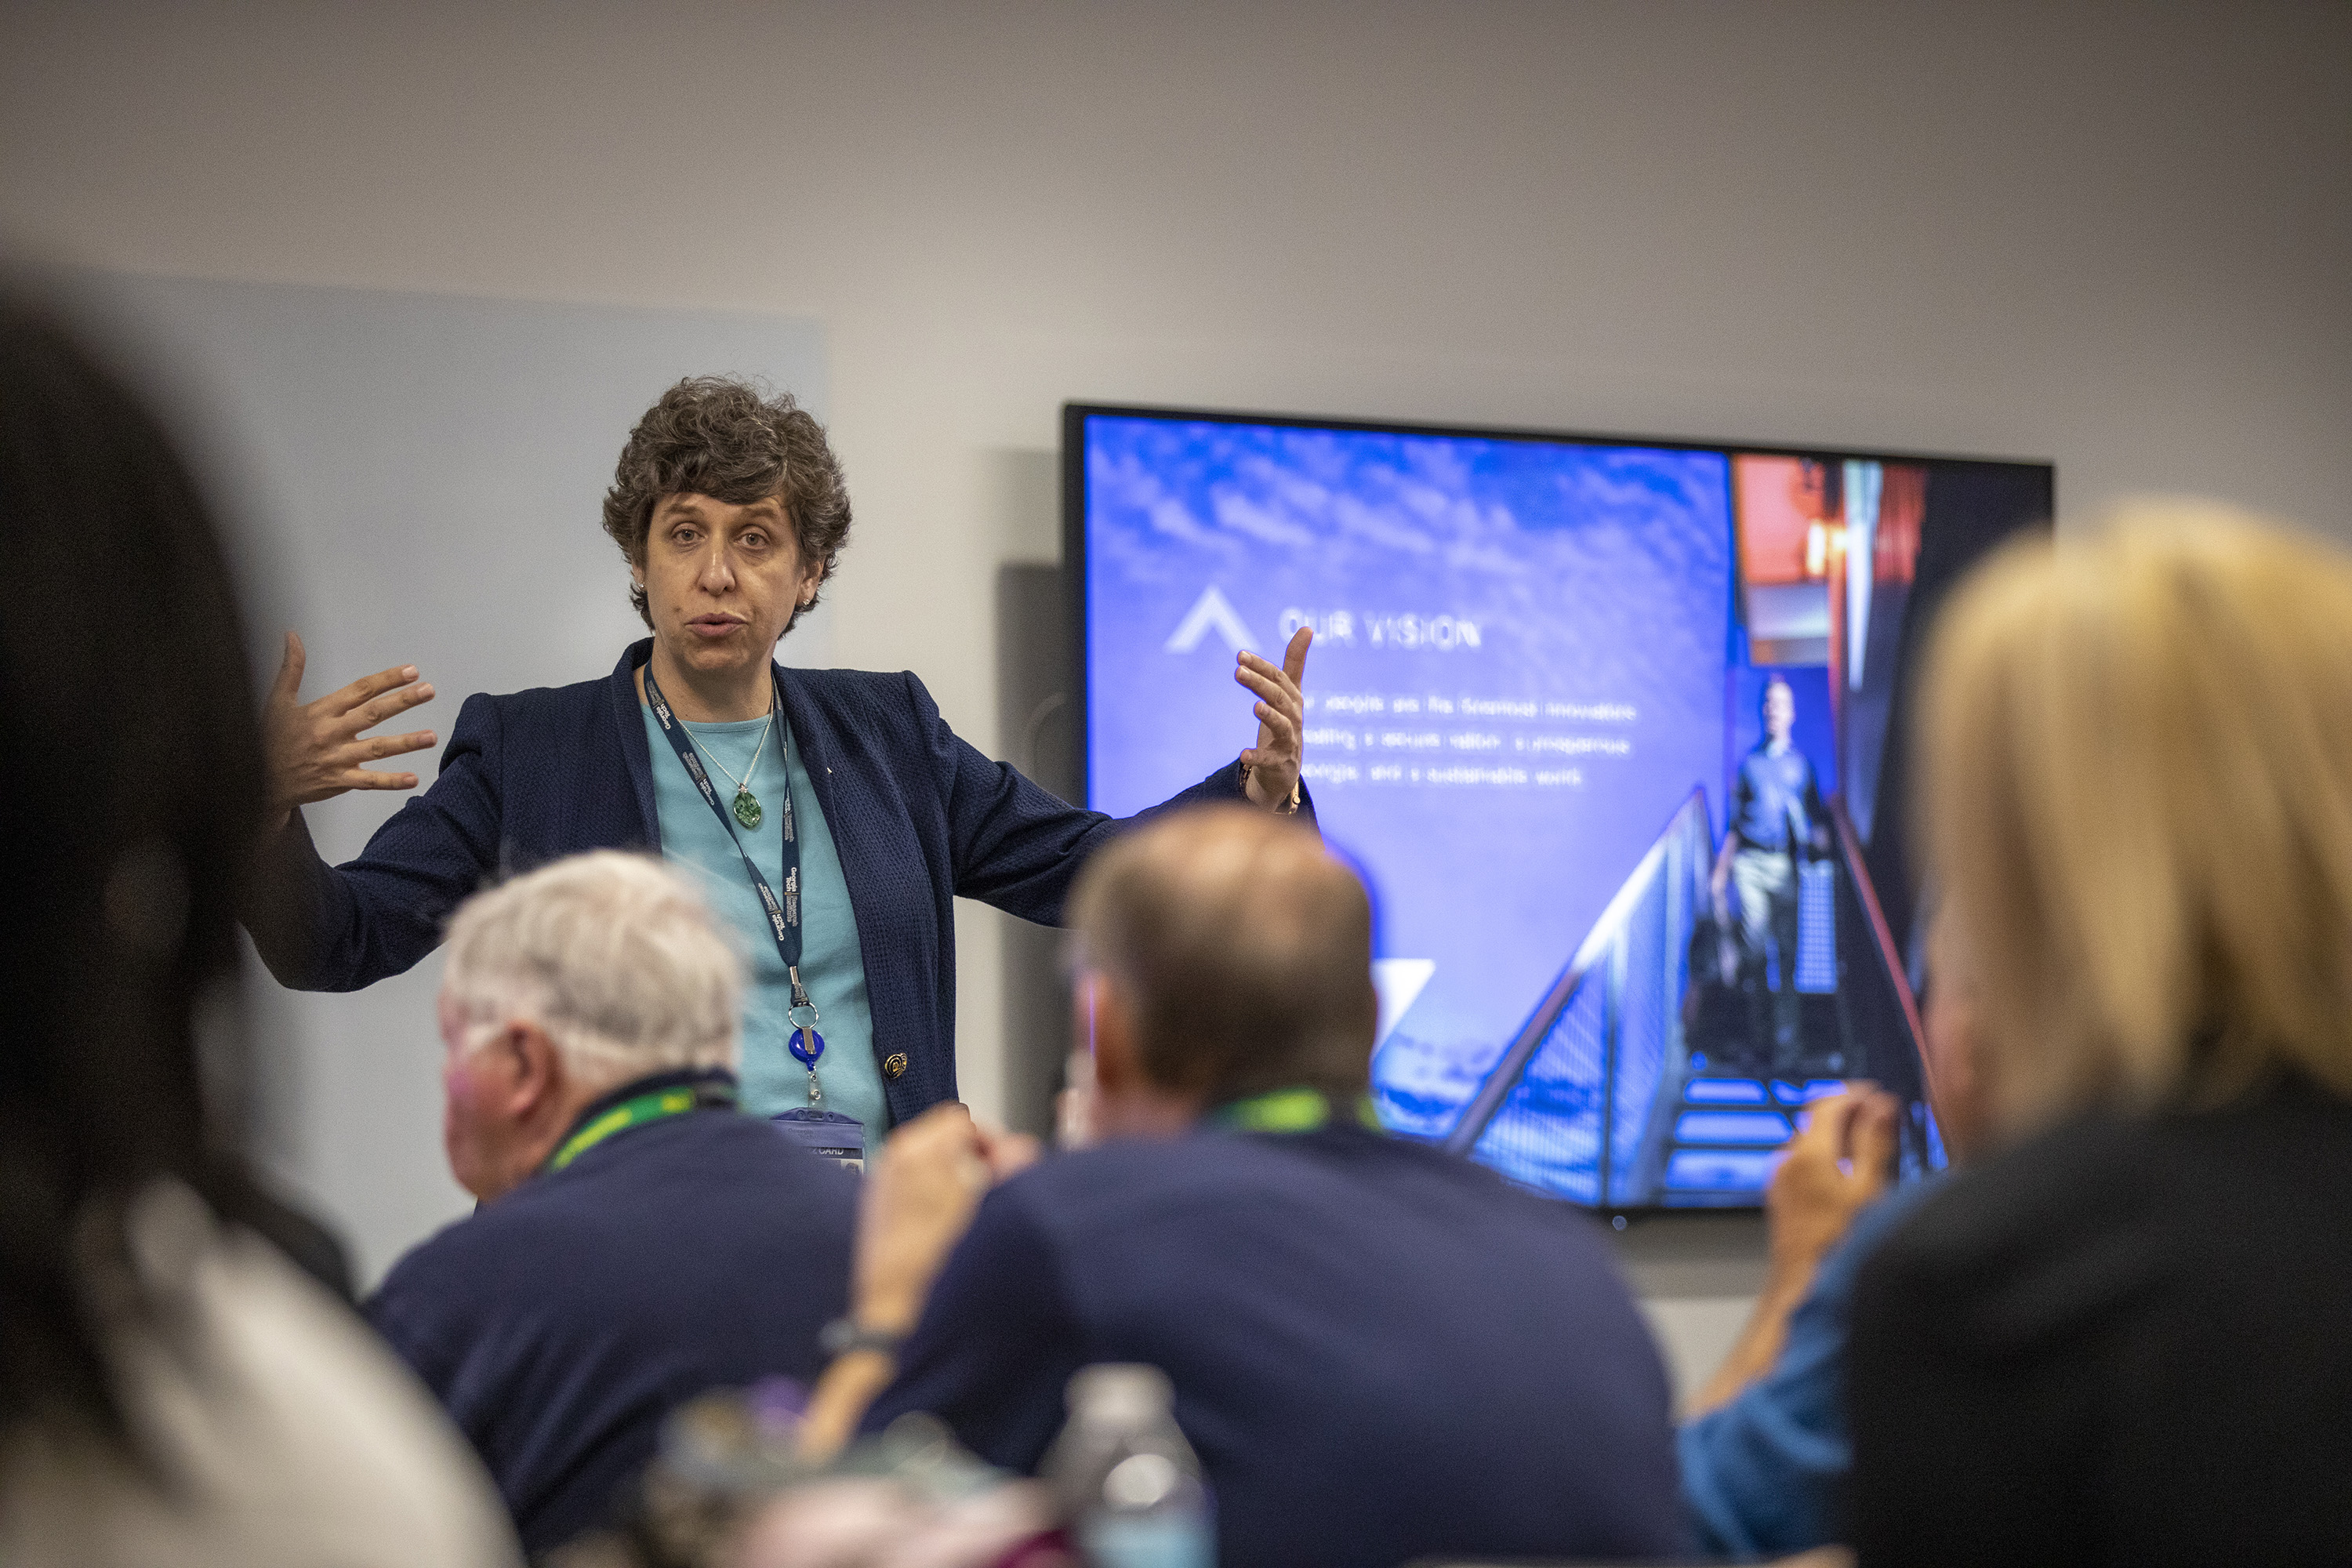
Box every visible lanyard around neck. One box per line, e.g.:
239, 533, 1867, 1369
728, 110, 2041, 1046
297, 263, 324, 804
642, 664, 805, 981
1207, 1087, 1385, 1134
546, 1078, 739, 1173
642, 663, 832, 1104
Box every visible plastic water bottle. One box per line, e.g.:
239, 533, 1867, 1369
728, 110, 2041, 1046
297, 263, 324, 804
1044, 1363, 1214, 1568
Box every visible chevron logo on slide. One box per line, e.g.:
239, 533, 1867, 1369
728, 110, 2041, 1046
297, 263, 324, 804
1372, 959, 1434, 1047
1163, 585, 1259, 655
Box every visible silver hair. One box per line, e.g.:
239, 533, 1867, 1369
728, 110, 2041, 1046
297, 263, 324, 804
441, 851, 742, 1086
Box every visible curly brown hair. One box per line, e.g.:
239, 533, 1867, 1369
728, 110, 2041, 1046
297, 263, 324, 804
602, 377, 852, 628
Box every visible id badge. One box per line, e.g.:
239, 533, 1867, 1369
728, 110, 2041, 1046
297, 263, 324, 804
771, 1108, 866, 1174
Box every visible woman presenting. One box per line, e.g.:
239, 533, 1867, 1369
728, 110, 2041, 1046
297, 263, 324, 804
249, 378, 1312, 1154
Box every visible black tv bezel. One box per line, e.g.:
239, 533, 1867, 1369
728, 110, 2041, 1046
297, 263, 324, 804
1060, 400, 2054, 1220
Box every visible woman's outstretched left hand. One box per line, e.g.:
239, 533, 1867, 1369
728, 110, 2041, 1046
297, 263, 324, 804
1237, 626, 1312, 811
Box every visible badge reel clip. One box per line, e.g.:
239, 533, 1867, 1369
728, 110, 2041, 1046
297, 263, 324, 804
771, 990, 866, 1172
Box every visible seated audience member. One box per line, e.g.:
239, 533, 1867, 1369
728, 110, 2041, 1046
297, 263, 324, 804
802, 805, 1687, 1568
365, 851, 857, 1555
0, 297, 519, 1566
1679, 903, 1997, 1558
1848, 507, 2352, 1566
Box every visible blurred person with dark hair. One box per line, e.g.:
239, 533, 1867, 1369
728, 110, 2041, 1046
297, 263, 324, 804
1848, 506, 2352, 1565
793, 805, 1686, 1568
0, 298, 518, 1566
366, 850, 857, 1555
247, 377, 1317, 1159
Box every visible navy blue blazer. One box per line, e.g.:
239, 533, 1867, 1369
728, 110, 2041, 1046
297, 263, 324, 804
252, 640, 1297, 1124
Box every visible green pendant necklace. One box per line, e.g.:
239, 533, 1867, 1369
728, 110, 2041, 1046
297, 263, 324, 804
688, 699, 777, 831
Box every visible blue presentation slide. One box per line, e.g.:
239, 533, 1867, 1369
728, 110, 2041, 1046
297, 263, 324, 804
1083, 415, 1739, 1190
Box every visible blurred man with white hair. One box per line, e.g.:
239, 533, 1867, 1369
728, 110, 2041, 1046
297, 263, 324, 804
365, 851, 856, 1556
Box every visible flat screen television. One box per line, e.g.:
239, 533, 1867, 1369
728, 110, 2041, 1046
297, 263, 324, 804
1065, 403, 2053, 1210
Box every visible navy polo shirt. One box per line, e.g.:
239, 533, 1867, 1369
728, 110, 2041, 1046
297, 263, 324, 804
366, 1071, 857, 1553
1731, 742, 1825, 854
864, 1123, 1688, 1568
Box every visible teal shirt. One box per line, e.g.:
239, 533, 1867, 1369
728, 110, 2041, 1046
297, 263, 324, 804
640, 702, 888, 1146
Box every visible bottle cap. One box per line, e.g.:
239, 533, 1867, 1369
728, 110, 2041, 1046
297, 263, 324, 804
1065, 1363, 1174, 1421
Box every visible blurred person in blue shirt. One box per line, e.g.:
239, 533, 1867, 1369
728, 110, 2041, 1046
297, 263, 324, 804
1678, 904, 1992, 1557
1712, 674, 1832, 1070
796, 805, 1688, 1568
365, 851, 856, 1555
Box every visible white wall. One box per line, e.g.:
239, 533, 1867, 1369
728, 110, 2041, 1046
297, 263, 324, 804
6, 0, 2347, 1398
77, 274, 829, 1289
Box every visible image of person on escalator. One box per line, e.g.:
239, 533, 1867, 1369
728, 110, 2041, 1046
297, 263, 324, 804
1711, 675, 1831, 1076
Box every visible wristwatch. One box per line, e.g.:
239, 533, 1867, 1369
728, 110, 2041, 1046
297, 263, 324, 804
1240, 762, 1302, 815
818, 1318, 905, 1359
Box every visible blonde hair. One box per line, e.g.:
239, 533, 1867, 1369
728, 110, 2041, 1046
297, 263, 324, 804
1919, 501, 2352, 1130
442, 851, 742, 1087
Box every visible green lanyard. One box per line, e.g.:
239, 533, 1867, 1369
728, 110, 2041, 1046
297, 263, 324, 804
1207, 1086, 1385, 1134
546, 1081, 738, 1173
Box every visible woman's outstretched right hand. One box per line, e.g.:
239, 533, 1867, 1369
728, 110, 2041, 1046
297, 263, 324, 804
263, 630, 438, 827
